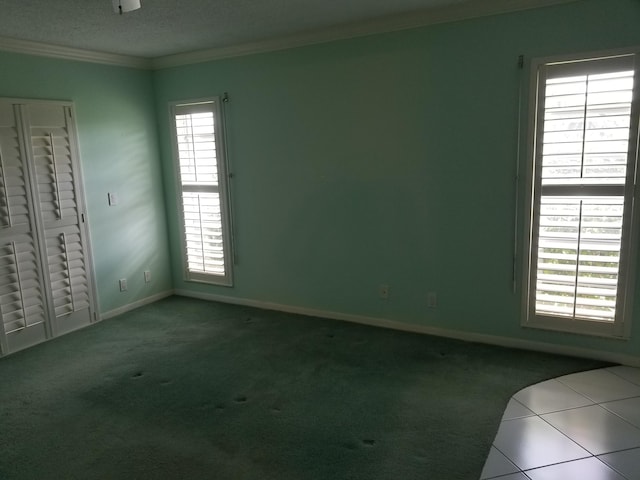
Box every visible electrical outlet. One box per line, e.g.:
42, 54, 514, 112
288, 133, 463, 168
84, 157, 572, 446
427, 291, 437, 308
119, 278, 127, 292
379, 284, 389, 299
144, 270, 151, 283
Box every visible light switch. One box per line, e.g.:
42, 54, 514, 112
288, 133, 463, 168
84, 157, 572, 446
108, 192, 118, 206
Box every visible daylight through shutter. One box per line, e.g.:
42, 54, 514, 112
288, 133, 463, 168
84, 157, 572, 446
173, 100, 231, 283
532, 59, 636, 325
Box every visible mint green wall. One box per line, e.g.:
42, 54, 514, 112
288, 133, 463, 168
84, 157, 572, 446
154, 0, 640, 359
0, 51, 172, 314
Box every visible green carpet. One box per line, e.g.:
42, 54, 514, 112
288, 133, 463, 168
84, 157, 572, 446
0, 296, 607, 479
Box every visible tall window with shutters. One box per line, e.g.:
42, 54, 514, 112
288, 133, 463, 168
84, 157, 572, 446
523, 52, 640, 337
170, 98, 233, 286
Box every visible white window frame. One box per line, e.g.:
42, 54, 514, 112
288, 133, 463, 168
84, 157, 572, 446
169, 97, 234, 286
522, 48, 640, 338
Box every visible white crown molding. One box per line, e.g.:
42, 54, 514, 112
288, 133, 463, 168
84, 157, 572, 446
174, 289, 640, 367
0, 0, 581, 70
152, 0, 581, 69
0, 35, 151, 69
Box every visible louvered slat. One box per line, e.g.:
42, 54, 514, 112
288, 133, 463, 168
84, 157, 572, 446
0, 127, 31, 228
175, 106, 229, 279
30, 105, 91, 321
0, 104, 48, 344
31, 127, 78, 222
0, 100, 96, 353
176, 112, 219, 185
541, 71, 633, 186
182, 191, 225, 275
532, 66, 635, 324
45, 225, 89, 317
30, 105, 91, 328
0, 239, 46, 333
535, 195, 623, 321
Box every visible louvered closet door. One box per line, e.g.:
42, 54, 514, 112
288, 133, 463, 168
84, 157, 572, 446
27, 103, 94, 336
0, 103, 48, 354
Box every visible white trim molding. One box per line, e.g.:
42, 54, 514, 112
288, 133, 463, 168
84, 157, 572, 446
0, 35, 151, 69
100, 290, 174, 320
174, 290, 640, 367
152, 0, 581, 68
1, 0, 580, 69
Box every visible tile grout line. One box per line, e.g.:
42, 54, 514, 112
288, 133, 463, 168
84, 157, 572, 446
606, 367, 640, 387
488, 411, 592, 477
597, 448, 636, 480
598, 400, 640, 433
484, 442, 522, 479
484, 368, 640, 480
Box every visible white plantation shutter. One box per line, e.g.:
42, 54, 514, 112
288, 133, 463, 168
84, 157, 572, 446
540, 71, 632, 187
0, 103, 48, 351
32, 129, 79, 222
0, 124, 30, 228
28, 104, 93, 331
0, 99, 96, 355
536, 197, 623, 320
182, 192, 225, 274
525, 53, 640, 337
45, 227, 91, 317
171, 99, 232, 285
0, 239, 46, 334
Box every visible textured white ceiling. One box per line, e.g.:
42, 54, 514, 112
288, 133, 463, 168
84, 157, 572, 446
0, 0, 486, 58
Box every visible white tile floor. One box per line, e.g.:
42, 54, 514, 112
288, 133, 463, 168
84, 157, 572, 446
481, 366, 640, 480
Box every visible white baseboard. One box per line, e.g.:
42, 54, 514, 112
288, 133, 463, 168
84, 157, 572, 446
100, 290, 174, 320
174, 289, 640, 367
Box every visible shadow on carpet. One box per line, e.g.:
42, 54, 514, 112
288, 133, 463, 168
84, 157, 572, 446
0, 296, 608, 479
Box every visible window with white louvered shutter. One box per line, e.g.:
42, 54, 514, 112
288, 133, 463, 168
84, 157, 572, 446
524, 52, 640, 337
171, 99, 233, 285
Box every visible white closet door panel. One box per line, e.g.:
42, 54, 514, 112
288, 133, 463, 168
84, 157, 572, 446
0, 125, 30, 228
0, 172, 30, 228
1, 100, 96, 354
44, 225, 90, 318
28, 103, 93, 334
0, 239, 46, 334
0, 102, 48, 353
0, 104, 32, 232
31, 126, 78, 222
5, 320, 48, 352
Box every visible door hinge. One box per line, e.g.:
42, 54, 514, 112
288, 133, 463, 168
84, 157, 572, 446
81, 213, 85, 223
